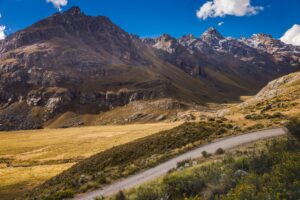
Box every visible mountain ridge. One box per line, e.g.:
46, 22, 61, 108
0, 7, 299, 130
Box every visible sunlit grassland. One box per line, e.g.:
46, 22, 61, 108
0, 122, 180, 199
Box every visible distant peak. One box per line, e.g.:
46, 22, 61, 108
252, 33, 273, 39
207, 27, 218, 32
201, 27, 223, 40
158, 34, 176, 41
64, 6, 82, 15
180, 34, 196, 40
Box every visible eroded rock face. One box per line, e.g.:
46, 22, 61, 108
144, 28, 299, 87
78, 88, 167, 110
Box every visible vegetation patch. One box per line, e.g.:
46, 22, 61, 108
113, 119, 300, 200
28, 121, 238, 199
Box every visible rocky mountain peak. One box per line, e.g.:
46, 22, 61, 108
251, 33, 273, 40
152, 34, 179, 54
201, 27, 223, 39
158, 34, 177, 42
0, 7, 133, 54
64, 6, 81, 15
201, 27, 224, 46
180, 34, 196, 41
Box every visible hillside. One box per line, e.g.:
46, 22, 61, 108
0, 7, 220, 131
218, 72, 300, 128
27, 121, 241, 199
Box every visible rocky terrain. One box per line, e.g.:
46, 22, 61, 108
239, 71, 300, 109
216, 71, 300, 129
0, 7, 299, 130
144, 28, 299, 97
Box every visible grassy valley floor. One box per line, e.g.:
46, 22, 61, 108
0, 123, 180, 199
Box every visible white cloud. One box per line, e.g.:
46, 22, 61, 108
0, 13, 5, 40
197, 0, 263, 20
0, 26, 6, 40
218, 21, 224, 26
280, 24, 300, 46
46, 0, 68, 11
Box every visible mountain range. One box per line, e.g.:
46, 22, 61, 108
0, 7, 299, 130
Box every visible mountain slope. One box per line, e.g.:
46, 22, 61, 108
0, 7, 221, 130
144, 28, 298, 97
217, 71, 300, 128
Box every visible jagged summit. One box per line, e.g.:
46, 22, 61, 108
252, 33, 274, 39
158, 33, 177, 41
200, 27, 224, 46
180, 34, 196, 40
201, 27, 224, 39
64, 6, 81, 15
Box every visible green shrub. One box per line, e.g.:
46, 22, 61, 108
272, 112, 285, 119
163, 174, 206, 199
115, 191, 126, 200
135, 186, 162, 200
177, 159, 192, 168
286, 117, 300, 140
215, 148, 225, 155
53, 189, 74, 200
79, 181, 99, 193
217, 128, 227, 135
246, 123, 264, 131
201, 151, 211, 158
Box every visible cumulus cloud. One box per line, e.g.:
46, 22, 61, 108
197, 0, 263, 20
46, 0, 68, 11
0, 26, 6, 40
0, 13, 5, 40
218, 21, 224, 26
280, 24, 300, 46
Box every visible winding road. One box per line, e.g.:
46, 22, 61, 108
74, 127, 287, 200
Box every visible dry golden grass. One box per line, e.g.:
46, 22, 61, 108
0, 164, 73, 199
0, 122, 180, 199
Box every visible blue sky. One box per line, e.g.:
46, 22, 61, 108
0, 0, 300, 40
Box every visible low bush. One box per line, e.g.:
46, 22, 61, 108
286, 117, 300, 140
114, 191, 126, 200
246, 123, 264, 131
201, 151, 210, 158
215, 148, 225, 155
44, 189, 74, 200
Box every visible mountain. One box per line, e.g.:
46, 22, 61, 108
0, 7, 299, 130
0, 7, 222, 130
144, 28, 299, 98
